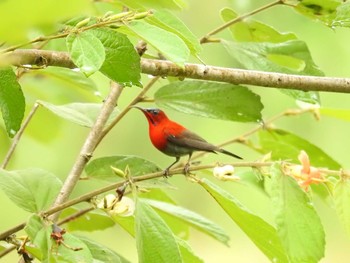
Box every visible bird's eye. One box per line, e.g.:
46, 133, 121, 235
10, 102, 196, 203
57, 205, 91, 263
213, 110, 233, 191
150, 109, 159, 115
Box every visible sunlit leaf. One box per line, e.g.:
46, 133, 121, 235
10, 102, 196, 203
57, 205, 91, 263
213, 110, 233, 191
258, 128, 341, 169
91, 28, 141, 86
0, 67, 25, 137
222, 39, 322, 104
320, 107, 350, 121
118, 0, 186, 10
125, 20, 190, 66
334, 178, 350, 237
38, 101, 120, 128
199, 179, 288, 262
85, 155, 161, 180
176, 237, 204, 263
56, 233, 93, 263
269, 163, 325, 263
332, 2, 350, 27
147, 10, 202, 56
155, 80, 263, 122
66, 31, 105, 76
0, 168, 62, 212
221, 7, 296, 43
144, 198, 230, 244
135, 198, 182, 263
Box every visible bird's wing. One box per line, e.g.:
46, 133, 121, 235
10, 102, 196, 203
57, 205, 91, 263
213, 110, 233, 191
165, 129, 217, 152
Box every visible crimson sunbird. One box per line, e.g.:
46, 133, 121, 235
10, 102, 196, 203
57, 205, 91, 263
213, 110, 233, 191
133, 106, 242, 176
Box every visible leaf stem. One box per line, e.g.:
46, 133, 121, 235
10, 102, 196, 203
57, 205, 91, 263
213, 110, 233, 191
200, 0, 283, 43
1, 103, 40, 169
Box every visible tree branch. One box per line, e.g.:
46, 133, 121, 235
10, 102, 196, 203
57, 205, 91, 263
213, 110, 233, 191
49, 82, 124, 222
6, 49, 350, 93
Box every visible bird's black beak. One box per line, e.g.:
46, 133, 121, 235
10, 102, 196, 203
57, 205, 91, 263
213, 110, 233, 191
130, 105, 146, 112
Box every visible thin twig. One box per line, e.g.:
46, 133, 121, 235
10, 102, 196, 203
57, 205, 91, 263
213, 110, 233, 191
1, 103, 40, 169
200, 0, 283, 43
49, 82, 124, 222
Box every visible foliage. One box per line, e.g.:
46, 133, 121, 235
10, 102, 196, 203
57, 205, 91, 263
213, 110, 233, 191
1, 0, 350, 262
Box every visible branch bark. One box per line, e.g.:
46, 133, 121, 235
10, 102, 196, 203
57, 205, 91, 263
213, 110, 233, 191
6, 49, 350, 93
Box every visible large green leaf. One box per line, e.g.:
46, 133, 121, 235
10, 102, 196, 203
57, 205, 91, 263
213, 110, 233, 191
144, 199, 229, 244
147, 10, 201, 56
221, 7, 296, 43
269, 163, 325, 263
258, 128, 341, 169
125, 20, 190, 66
135, 198, 182, 263
85, 155, 161, 180
155, 80, 263, 122
118, 0, 186, 10
199, 179, 288, 262
0, 67, 25, 137
66, 30, 105, 76
38, 101, 120, 128
90, 28, 141, 86
222, 40, 322, 104
332, 2, 350, 27
334, 178, 350, 237
0, 168, 62, 212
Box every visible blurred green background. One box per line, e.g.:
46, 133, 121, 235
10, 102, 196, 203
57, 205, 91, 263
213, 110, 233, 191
1, 0, 350, 262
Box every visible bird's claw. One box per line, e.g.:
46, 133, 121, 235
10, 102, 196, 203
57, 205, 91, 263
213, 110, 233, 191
162, 168, 171, 178
183, 162, 192, 176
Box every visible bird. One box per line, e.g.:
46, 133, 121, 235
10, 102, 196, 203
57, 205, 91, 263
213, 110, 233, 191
133, 106, 242, 176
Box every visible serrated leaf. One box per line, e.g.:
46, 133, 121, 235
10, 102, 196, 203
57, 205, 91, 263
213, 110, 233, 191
85, 155, 161, 181
78, 236, 131, 263
126, 20, 190, 66
222, 39, 322, 104
269, 163, 325, 263
144, 198, 229, 244
334, 178, 350, 237
66, 31, 105, 76
0, 67, 25, 137
258, 128, 341, 169
147, 10, 201, 56
135, 198, 182, 263
38, 101, 120, 128
90, 28, 141, 86
221, 7, 297, 43
155, 80, 263, 122
60, 207, 115, 232
320, 107, 350, 121
0, 168, 62, 212
176, 237, 204, 263
199, 178, 288, 263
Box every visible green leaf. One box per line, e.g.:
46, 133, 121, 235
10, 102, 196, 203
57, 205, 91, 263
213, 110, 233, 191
0, 168, 62, 212
147, 10, 202, 56
25, 214, 45, 242
199, 179, 288, 263
66, 31, 105, 76
221, 7, 297, 43
85, 155, 161, 181
269, 163, 325, 263
135, 198, 182, 263
334, 178, 350, 237
294, 0, 340, 26
332, 2, 350, 27
0, 67, 25, 137
155, 80, 263, 122
38, 101, 120, 128
176, 237, 204, 263
56, 234, 93, 263
258, 128, 341, 169
26, 66, 99, 94
79, 236, 131, 263
320, 107, 350, 121
125, 20, 190, 66
60, 207, 115, 232
90, 28, 141, 86
222, 40, 322, 104
118, 0, 186, 11
144, 198, 230, 244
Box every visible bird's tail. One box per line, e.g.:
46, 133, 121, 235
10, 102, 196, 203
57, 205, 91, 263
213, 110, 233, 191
219, 148, 243, 160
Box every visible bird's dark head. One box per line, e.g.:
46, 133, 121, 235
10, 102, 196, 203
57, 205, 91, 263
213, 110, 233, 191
132, 106, 168, 126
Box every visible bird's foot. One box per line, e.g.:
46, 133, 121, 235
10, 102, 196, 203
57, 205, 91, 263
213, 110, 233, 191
162, 168, 172, 178
183, 162, 192, 176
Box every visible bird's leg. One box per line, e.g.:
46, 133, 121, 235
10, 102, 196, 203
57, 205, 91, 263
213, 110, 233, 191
163, 157, 180, 177
184, 153, 193, 175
